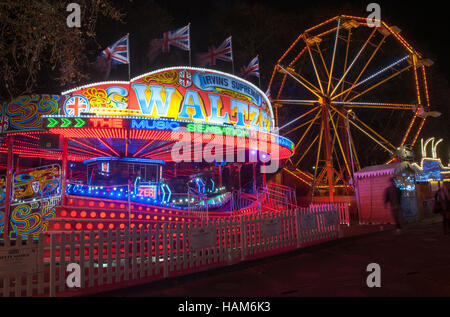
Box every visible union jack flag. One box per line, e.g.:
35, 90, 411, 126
241, 56, 259, 78
162, 25, 190, 53
196, 37, 233, 67
100, 34, 129, 65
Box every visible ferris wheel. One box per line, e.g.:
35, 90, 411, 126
267, 15, 434, 200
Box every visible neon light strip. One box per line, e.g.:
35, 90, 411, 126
133, 140, 155, 157
422, 66, 430, 108
332, 55, 409, 100
97, 138, 121, 157
70, 138, 111, 157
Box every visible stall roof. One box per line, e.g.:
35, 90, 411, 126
354, 162, 413, 179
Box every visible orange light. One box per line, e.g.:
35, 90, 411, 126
90, 118, 124, 129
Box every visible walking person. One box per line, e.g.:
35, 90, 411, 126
384, 177, 403, 232
435, 182, 450, 235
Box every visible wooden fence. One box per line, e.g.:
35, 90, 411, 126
0, 204, 343, 297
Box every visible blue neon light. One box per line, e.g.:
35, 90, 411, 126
83, 157, 165, 165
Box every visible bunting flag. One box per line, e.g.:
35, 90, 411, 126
241, 56, 259, 78
147, 25, 190, 62
196, 37, 233, 67
99, 34, 130, 65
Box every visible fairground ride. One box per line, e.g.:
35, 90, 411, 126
267, 15, 434, 202
0, 67, 295, 239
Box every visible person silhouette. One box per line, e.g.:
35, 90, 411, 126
435, 182, 450, 235
384, 177, 403, 232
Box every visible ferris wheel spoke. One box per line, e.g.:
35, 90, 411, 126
277, 64, 322, 98
315, 42, 336, 92
338, 28, 352, 98
328, 110, 352, 178
284, 114, 320, 135
272, 99, 318, 106
294, 133, 319, 168
346, 64, 413, 102
329, 104, 395, 154
279, 105, 320, 131
340, 34, 388, 101
332, 55, 409, 101
332, 101, 417, 110
327, 18, 341, 95
330, 27, 377, 97
304, 38, 325, 94
293, 109, 322, 152
283, 168, 312, 186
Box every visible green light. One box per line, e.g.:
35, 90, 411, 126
186, 123, 249, 138
74, 118, 86, 128
61, 118, 71, 128
47, 118, 58, 128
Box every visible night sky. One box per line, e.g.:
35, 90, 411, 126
43, 0, 450, 164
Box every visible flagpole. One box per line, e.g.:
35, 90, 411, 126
127, 33, 131, 81
230, 35, 234, 75
257, 55, 261, 89
188, 23, 192, 66
127, 33, 130, 159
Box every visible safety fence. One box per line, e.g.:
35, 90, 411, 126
0, 204, 342, 297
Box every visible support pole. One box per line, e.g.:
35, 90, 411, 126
238, 165, 241, 192
322, 100, 334, 203
60, 137, 68, 206
252, 163, 257, 193
218, 165, 222, 187
262, 162, 267, 190
3, 136, 14, 240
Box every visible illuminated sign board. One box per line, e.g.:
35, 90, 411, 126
43, 116, 294, 152
136, 185, 157, 199
61, 67, 274, 133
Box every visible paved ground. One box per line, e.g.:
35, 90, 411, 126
97, 217, 450, 297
